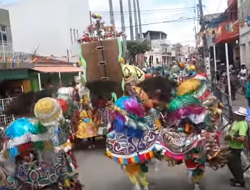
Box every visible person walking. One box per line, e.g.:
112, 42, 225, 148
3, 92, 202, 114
225, 107, 248, 187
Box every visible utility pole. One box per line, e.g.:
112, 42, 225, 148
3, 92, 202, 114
108, 0, 115, 26
136, 0, 142, 40
119, 0, 127, 57
128, 0, 134, 40
198, 0, 209, 59
133, 0, 139, 40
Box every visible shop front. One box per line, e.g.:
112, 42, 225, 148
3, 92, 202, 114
29, 66, 83, 91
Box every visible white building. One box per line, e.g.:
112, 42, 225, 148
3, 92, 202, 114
238, 0, 250, 66
7, 0, 90, 62
144, 39, 171, 66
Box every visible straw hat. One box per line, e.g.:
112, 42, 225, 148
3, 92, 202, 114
34, 97, 63, 126
234, 107, 247, 116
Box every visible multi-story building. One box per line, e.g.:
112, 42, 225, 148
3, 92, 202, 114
238, 0, 250, 65
7, 0, 91, 62
143, 30, 172, 66
0, 8, 34, 128
202, 0, 239, 69
0, 8, 33, 73
0, 8, 13, 63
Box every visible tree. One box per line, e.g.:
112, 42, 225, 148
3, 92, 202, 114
126, 40, 150, 63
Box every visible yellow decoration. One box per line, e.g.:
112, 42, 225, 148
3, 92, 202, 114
125, 164, 141, 175
106, 150, 112, 158
76, 110, 98, 138
122, 65, 145, 85
34, 98, 62, 126
120, 57, 126, 64
132, 86, 153, 108
44, 141, 52, 150
187, 64, 196, 71
79, 110, 92, 120
191, 173, 204, 184
177, 79, 201, 96
154, 119, 162, 131
65, 178, 71, 187
79, 59, 82, 66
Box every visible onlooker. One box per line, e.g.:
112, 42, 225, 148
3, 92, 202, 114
47, 79, 53, 88
225, 107, 248, 187
238, 63, 248, 93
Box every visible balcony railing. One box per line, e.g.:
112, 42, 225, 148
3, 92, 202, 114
0, 42, 34, 69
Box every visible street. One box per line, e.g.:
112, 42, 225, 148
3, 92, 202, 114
74, 148, 243, 190
73, 93, 249, 190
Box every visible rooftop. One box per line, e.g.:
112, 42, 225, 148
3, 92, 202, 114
142, 30, 167, 35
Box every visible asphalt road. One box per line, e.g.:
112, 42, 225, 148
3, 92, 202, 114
74, 149, 248, 190
73, 93, 250, 190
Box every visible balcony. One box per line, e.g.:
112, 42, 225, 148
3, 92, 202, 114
215, 20, 239, 44
0, 42, 34, 70
228, 0, 236, 7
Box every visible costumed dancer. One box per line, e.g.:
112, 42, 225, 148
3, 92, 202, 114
106, 96, 156, 190
169, 62, 186, 84
2, 91, 83, 190
72, 76, 98, 149
109, 76, 173, 189
156, 73, 229, 188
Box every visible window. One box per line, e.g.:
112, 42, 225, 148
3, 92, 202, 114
70, 28, 73, 44
0, 25, 7, 44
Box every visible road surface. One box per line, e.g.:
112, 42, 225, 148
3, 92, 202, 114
74, 93, 249, 190
74, 148, 248, 190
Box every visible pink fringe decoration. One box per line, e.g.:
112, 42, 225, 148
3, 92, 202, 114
124, 98, 145, 117
168, 105, 205, 121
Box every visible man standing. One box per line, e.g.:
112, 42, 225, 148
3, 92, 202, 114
225, 107, 248, 187
238, 63, 248, 93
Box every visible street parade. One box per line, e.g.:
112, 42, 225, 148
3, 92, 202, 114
1, 0, 250, 189
0, 11, 246, 190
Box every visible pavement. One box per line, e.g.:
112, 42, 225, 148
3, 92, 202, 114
73, 93, 250, 190
74, 149, 247, 190
232, 93, 248, 111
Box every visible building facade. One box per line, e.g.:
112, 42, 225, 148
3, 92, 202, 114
238, 0, 250, 65
7, 0, 91, 62
0, 8, 13, 63
143, 31, 171, 66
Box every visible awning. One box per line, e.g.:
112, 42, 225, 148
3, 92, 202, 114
31, 67, 82, 73
0, 69, 28, 80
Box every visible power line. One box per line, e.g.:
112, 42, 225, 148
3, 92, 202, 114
116, 17, 197, 29
216, 0, 222, 13
92, 6, 195, 14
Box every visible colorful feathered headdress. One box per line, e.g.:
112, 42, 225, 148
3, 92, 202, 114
113, 96, 149, 138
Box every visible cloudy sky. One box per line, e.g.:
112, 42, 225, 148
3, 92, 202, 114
89, 0, 228, 45
1, 0, 228, 45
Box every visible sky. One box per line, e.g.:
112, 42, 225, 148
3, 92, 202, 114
0, 0, 228, 45
89, 0, 228, 45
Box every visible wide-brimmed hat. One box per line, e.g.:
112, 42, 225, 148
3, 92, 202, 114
234, 107, 247, 116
